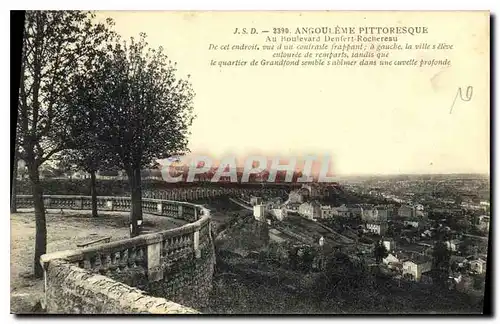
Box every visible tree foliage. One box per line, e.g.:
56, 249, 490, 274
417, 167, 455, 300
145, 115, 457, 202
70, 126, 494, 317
431, 240, 452, 285
67, 32, 196, 235
18, 11, 113, 168
374, 240, 389, 264
312, 252, 372, 299
85, 33, 196, 170
17, 11, 113, 276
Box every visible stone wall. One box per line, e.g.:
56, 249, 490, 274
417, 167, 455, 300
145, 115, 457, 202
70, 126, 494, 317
146, 230, 216, 308
43, 259, 198, 314
89, 219, 216, 309
29, 195, 216, 314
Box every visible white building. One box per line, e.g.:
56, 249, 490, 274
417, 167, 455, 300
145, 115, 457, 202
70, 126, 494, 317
270, 208, 287, 221
68, 171, 88, 179
402, 256, 432, 281
383, 239, 396, 252
320, 205, 337, 219
477, 215, 490, 232
361, 207, 378, 222
366, 222, 387, 235
298, 201, 321, 220
398, 205, 416, 218
250, 196, 262, 206
288, 186, 311, 204
469, 258, 487, 274
349, 205, 363, 218
253, 205, 266, 222
480, 201, 490, 207
446, 239, 462, 252
362, 206, 390, 222
403, 219, 421, 228
334, 204, 350, 217
383, 253, 402, 268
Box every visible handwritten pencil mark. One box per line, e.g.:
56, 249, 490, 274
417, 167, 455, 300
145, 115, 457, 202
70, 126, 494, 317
449, 86, 473, 114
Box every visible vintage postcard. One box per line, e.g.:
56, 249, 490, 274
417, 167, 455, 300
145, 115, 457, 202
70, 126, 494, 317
11, 11, 490, 315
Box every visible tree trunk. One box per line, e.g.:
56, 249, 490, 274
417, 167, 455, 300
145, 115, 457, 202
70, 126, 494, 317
28, 164, 46, 278
128, 167, 143, 237
90, 170, 98, 217
11, 145, 19, 213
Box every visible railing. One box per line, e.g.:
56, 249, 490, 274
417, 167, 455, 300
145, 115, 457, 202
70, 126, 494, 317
41, 214, 211, 282
17, 194, 212, 272
16, 195, 210, 222
142, 187, 288, 201
17, 187, 288, 205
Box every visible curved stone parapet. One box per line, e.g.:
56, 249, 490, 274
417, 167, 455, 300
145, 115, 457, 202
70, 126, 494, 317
42, 259, 200, 314
16, 195, 215, 314
16, 195, 211, 222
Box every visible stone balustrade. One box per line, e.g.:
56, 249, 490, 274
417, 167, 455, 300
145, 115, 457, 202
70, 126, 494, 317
17, 195, 214, 314
142, 186, 288, 201
16, 195, 210, 221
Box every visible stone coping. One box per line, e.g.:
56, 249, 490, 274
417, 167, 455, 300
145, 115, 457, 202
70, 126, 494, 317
16, 194, 210, 210
40, 215, 210, 267
33, 195, 214, 314
46, 259, 199, 314
29, 195, 210, 269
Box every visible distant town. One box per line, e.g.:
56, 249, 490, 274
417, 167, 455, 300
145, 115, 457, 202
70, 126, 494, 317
20, 162, 490, 298
228, 173, 490, 300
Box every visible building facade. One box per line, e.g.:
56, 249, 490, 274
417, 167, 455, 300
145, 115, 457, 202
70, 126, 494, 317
366, 222, 388, 235
446, 239, 462, 252
403, 219, 421, 228
383, 239, 396, 252
298, 201, 322, 220
253, 205, 266, 221
270, 208, 287, 222
320, 205, 337, 219
469, 259, 487, 274
334, 204, 350, 217
398, 205, 416, 218
402, 257, 432, 281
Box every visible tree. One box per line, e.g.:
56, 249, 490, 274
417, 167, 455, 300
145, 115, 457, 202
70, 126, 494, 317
11, 143, 20, 213
76, 34, 195, 236
17, 11, 112, 277
373, 240, 389, 264
431, 240, 451, 286
300, 247, 316, 272
312, 251, 371, 300
58, 146, 118, 217
458, 237, 479, 257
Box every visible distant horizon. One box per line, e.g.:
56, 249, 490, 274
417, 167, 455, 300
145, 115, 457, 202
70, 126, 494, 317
94, 11, 490, 176
33, 156, 490, 178
156, 154, 490, 178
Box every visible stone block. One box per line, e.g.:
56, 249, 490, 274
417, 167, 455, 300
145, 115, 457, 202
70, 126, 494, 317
193, 231, 200, 259
147, 242, 163, 282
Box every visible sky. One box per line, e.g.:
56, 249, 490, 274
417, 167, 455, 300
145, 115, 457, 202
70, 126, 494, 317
94, 11, 490, 175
